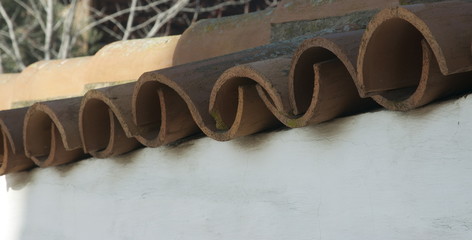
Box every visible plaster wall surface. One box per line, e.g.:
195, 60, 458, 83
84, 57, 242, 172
1, 95, 472, 240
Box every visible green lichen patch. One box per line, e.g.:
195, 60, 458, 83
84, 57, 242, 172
400, 0, 458, 5
83, 80, 136, 92
310, 0, 335, 7
210, 110, 229, 130
271, 10, 377, 42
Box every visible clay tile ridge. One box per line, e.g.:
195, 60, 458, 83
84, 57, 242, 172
356, 1, 472, 110
0, 108, 36, 175
271, 0, 399, 24
1, 1, 472, 175
23, 97, 87, 167
79, 83, 141, 159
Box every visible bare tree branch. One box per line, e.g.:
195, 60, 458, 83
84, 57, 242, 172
0, 0, 279, 73
191, 0, 200, 24
30, 0, 48, 30
89, 7, 126, 34
71, 0, 176, 45
0, 41, 17, 61
129, 11, 165, 32
122, 0, 138, 40
99, 25, 123, 40
265, 0, 278, 7
58, 0, 77, 59
73, 0, 170, 40
146, 0, 190, 38
145, 0, 164, 14
0, 30, 9, 39
0, 2, 25, 70
182, 0, 251, 13
14, 0, 46, 32
18, 21, 40, 43
0, 53, 3, 74
25, 39, 44, 60
44, 0, 54, 60
38, 0, 48, 12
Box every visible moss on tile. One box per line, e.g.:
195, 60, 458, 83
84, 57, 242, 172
310, 0, 335, 6
210, 110, 229, 130
190, 8, 273, 35
271, 10, 377, 42
83, 80, 136, 93
272, 0, 472, 42
399, 0, 470, 4
11, 96, 76, 109
285, 118, 302, 128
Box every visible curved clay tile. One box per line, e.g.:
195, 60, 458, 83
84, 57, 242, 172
80, 83, 141, 158
133, 37, 305, 146
172, 9, 273, 66
0, 74, 20, 110
209, 57, 290, 140
84, 36, 180, 89
210, 30, 376, 132
23, 98, 86, 167
0, 108, 35, 175
287, 30, 376, 120
371, 40, 472, 111
271, 0, 398, 24
12, 57, 90, 107
357, 1, 472, 100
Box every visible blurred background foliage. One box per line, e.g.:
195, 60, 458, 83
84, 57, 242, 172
0, 0, 278, 73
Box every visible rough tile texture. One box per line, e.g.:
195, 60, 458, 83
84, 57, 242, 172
0, 1, 470, 174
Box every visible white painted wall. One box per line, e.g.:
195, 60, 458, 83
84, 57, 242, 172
2, 95, 472, 240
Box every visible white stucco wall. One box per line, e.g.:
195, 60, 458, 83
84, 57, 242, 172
2, 95, 472, 240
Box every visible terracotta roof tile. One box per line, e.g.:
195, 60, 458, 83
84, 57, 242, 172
0, 1, 471, 175
80, 83, 141, 158
283, 30, 376, 124
0, 108, 35, 175
84, 36, 179, 86
0, 74, 19, 110
173, 9, 273, 65
10, 57, 90, 108
24, 97, 86, 167
133, 34, 304, 144
1, 36, 180, 110
271, 0, 399, 24
356, 1, 472, 110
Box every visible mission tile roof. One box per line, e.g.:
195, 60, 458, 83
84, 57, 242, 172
0, 0, 471, 175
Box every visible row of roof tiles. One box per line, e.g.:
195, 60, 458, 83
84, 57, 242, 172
0, 0, 406, 110
0, 1, 471, 175
0, 37, 179, 110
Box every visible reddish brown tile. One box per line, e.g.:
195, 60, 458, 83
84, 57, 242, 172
272, 0, 399, 24
80, 83, 141, 158
173, 9, 273, 66
0, 108, 35, 175
23, 98, 86, 167
357, 1, 472, 109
